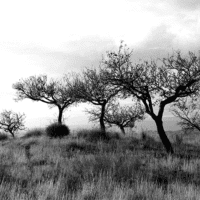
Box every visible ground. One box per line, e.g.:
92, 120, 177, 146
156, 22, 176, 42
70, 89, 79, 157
0, 128, 200, 200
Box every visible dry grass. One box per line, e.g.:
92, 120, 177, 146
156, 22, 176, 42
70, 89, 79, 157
0, 129, 200, 199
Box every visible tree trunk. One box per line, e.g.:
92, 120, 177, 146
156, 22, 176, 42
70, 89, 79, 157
119, 126, 125, 135
58, 107, 64, 124
9, 131, 15, 138
100, 116, 106, 132
100, 104, 106, 136
155, 118, 174, 154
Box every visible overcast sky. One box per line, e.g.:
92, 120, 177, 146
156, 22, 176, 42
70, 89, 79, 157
0, 0, 200, 131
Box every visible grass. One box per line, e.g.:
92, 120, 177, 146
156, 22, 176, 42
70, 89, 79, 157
0, 129, 200, 199
22, 128, 45, 139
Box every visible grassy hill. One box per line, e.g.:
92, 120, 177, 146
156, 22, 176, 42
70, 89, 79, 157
0, 128, 200, 199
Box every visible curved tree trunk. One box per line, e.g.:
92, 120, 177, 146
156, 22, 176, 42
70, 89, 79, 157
58, 107, 64, 124
10, 132, 15, 138
100, 118, 106, 133
100, 104, 106, 136
119, 126, 125, 135
155, 118, 174, 154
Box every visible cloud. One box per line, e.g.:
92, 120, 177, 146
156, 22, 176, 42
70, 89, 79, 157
3, 37, 117, 76
133, 19, 200, 58
140, 24, 176, 50
126, 25, 176, 61
170, 0, 200, 11
140, 0, 200, 11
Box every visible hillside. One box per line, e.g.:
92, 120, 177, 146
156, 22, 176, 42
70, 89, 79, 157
0, 128, 200, 199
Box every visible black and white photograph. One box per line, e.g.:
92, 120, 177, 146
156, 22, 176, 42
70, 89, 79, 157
0, 0, 200, 199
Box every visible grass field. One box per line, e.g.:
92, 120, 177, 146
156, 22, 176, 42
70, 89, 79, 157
0, 128, 200, 199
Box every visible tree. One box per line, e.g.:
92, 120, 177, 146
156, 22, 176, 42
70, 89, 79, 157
171, 97, 200, 133
103, 44, 200, 154
13, 75, 77, 124
71, 68, 119, 134
87, 101, 145, 134
0, 110, 26, 137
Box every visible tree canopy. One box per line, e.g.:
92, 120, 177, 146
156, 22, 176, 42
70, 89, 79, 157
71, 68, 120, 133
13, 75, 78, 124
172, 97, 200, 133
0, 110, 26, 137
103, 43, 200, 153
87, 101, 145, 134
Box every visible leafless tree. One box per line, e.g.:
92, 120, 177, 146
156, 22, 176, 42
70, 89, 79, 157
71, 68, 119, 135
13, 75, 78, 124
103, 43, 200, 154
0, 110, 26, 137
87, 101, 145, 134
172, 97, 200, 133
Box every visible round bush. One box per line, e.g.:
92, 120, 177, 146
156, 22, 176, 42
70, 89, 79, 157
45, 123, 70, 138
0, 133, 8, 141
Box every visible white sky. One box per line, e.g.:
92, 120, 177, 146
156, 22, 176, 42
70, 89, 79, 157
0, 0, 200, 131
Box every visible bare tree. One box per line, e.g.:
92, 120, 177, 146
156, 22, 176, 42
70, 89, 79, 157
13, 75, 78, 124
71, 68, 119, 134
0, 110, 26, 137
103, 43, 200, 154
172, 97, 200, 133
87, 101, 145, 134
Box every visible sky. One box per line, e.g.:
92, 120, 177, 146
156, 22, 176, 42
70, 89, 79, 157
0, 0, 200, 132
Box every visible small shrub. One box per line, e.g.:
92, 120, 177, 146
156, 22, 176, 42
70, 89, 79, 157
46, 123, 70, 138
66, 141, 98, 153
76, 129, 120, 142
76, 129, 107, 142
0, 133, 8, 141
76, 129, 89, 138
22, 128, 44, 138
